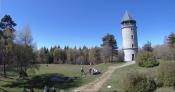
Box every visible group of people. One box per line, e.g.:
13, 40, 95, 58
89, 67, 101, 75
80, 66, 101, 76
43, 86, 57, 92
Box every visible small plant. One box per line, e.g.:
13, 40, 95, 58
122, 71, 157, 92
136, 51, 159, 68
157, 61, 175, 86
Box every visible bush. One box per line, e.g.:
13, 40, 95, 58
122, 71, 157, 92
136, 51, 159, 67
157, 61, 175, 86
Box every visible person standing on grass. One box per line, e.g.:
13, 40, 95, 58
89, 68, 92, 75
43, 85, 49, 92
22, 87, 28, 92
29, 88, 35, 92
80, 66, 85, 76
51, 86, 56, 92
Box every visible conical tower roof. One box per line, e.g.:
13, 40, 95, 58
121, 11, 135, 22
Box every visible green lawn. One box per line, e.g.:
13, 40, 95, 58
99, 63, 175, 92
2, 62, 174, 92
0, 63, 119, 92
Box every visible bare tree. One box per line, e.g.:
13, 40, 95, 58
53, 48, 60, 63
89, 47, 101, 64
153, 44, 175, 60
17, 25, 33, 46
142, 41, 153, 52
101, 45, 112, 63
14, 25, 37, 78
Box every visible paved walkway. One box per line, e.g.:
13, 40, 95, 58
74, 62, 135, 92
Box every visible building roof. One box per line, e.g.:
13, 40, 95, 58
121, 11, 135, 22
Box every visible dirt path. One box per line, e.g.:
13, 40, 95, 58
74, 62, 135, 92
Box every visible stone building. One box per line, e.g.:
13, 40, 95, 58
121, 11, 138, 62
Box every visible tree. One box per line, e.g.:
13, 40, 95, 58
0, 32, 3, 58
0, 15, 16, 32
101, 34, 118, 62
142, 41, 153, 52
89, 47, 101, 64
136, 51, 159, 67
14, 44, 35, 78
59, 50, 67, 64
48, 47, 55, 63
153, 33, 175, 61
167, 33, 175, 48
65, 48, 74, 64
82, 46, 89, 64
39, 47, 49, 64
53, 48, 60, 63
158, 61, 175, 86
153, 44, 175, 60
51, 46, 67, 64
76, 55, 84, 65
14, 25, 36, 78
101, 45, 112, 63
116, 49, 124, 62
0, 15, 16, 77
72, 47, 79, 64
18, 25, 33, 46
89, 48, 96, 65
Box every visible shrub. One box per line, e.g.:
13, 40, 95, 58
122, 71, 157, 92
136, 51, 159, 67
157, 61, 175, 86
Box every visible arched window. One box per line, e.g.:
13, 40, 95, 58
131, 35, 134, 39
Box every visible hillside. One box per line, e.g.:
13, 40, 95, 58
99, 62, 175, 92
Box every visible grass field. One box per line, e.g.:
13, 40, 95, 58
0, 63, 119, 92
1, 62, 174, 92
99, 63, 175, 92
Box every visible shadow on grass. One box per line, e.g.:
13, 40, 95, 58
2, 73, 82, 90
0, 88, 8, 92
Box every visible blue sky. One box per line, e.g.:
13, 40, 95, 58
0, 0, 175, 49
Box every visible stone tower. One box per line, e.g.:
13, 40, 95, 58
121, 11, 138, 62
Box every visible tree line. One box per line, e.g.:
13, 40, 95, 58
0, 15, 121, 78
141, 32, 175, 61
36, 33, 120, 65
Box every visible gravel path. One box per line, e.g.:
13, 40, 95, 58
74, 62, 135, 92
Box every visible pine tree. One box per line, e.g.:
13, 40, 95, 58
167, 33, 175, 48
101, 34, 118, 62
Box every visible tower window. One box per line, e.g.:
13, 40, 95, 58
131, 28, 134, 30
131, 35, 134, 39
132, 44, 134, 48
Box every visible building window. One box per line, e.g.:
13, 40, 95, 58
132, 44, 134, 48
131, 28, 134, 30
131, 35, 134, 39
